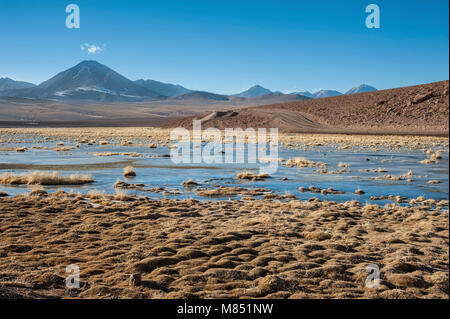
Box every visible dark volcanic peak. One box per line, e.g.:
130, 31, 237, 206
2, 60, 161, 102
345, 84, 378, 95
170, 91, 229, 101
135, 79, 190, 97
0, 77, 36, 91
234, 85, 272, 98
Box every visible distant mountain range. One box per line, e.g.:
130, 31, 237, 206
0, 77, 36, 91
0, 60, 377, 102
291, 85, 377, 99
237, 84, 377, 99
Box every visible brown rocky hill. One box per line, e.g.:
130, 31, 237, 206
163, 80, 449, 136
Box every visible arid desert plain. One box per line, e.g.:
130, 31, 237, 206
0, 127, 448, 299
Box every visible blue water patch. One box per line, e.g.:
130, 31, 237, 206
0, 136, 448, 205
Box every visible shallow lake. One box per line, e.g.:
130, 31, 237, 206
0, 135, 448, 206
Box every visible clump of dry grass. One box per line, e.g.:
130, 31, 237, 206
354, 188, 365, 195
283, 192, 296, 199
196, 186, 267, 197
86, 189, 106, 200
0, 191, 8, 197
98, 140, 109, 145
386, 273, 427, 288
197, 188, 235, 197
114, 179, 128, 188
285, 157, 327, 168
369, 171, 417, 181
304, 231, 332, 241
420, 150, 442, 164
427, 180, 441, 184
259, 156, 283, 163
123, 166, 136, 177
128, 153, 142, 158
236, 172, 269, 181
93, 152, 120, 157
0, 171, 94, 185
54, 146, 76, 152
114, 189, 135, 201
431, 151, 442, 160
182, 179, 198, 187
308, 185, 321, 193
29, 186, 48, 196
93, 152, 141, 157
299, 185, 345, 195
15, 147, 27, 153
360, 168, 387, 173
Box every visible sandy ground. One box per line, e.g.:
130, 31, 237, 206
0, 194, 448, 299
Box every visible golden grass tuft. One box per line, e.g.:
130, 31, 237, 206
431, 151, 442, 160
93, 152, 120, 157
29, 186, 48, 196
285, 157, 327, 168
15, 147, 27, 152
0, 171, 94, 185
182, 179, 198, 187
86, 189, 106, 200
420, 150, 442, 164
283, 192, 296, 199
123, 166, 136, 177
114, 189, 135, 201
236, 172, 269, 181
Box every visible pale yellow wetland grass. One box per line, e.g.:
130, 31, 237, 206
0, 171, 94, 185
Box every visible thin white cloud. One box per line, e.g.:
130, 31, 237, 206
80, 43, 104, 54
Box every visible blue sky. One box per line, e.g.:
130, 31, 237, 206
0, 0, 448, 94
